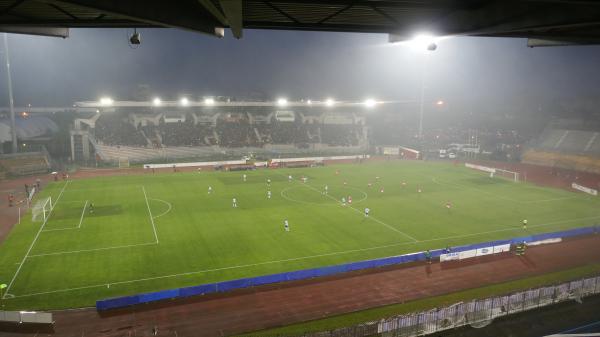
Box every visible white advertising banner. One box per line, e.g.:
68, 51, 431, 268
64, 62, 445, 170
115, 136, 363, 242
493, 244, 511, 253
571, 183, 598, 196
458, 249, 477, 260
439, 252, 460, 262
476, 247, 494, 256
465, 163, 496, 174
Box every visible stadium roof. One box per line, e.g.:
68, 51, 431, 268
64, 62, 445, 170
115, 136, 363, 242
0, 116, 58, 141
1, 1, 600, 45
74, 99, 395, 108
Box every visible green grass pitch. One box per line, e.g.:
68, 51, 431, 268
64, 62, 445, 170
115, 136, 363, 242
1, 160, 599, 310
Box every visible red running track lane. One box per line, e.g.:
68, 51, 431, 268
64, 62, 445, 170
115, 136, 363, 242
1, 235, 599, 337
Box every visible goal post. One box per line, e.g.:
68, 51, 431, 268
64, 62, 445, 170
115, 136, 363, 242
465, 163, 519, 182
495, 168, 519, 182
32, 197, 53, 222
118, 157, 130, 168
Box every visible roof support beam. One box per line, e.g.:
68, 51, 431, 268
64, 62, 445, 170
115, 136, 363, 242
197, 0, 228, 26
0, 0, 27, 18
220, 0, 243, 38
0, 25, 69, 37
40, 0, 224, 37
262, 1, 299, 24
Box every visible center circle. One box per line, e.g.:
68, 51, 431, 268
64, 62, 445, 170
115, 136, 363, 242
280, 185, 368, 205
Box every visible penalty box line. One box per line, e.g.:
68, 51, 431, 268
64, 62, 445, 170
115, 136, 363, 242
3, 180, 70, 299
42, 200, 88, 232
9, 213, 600, 300
29, 188, 161, 257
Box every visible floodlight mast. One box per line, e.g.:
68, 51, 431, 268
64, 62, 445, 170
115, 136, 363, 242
390, 32, 440, 140
3, 33, 17, 153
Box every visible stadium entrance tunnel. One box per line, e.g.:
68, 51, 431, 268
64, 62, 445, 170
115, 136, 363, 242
280, 186, 367, 205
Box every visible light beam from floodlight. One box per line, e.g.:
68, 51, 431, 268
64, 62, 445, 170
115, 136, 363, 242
277, 98, 288, 107
406, 33, 438, 52
99, 97, 113, 106
153, 98, 161, 106
180, 97, 189, 106
204, 98, 215, 105
325, 98, 335, 107
364, 99, 377, 108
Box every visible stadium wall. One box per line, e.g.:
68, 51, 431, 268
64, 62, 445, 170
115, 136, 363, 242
96, 226, 599, 311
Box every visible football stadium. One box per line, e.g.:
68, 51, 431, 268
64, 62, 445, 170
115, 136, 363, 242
1, 1, 600, 337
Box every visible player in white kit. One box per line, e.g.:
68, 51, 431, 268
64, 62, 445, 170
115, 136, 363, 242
232, 198, 237, 208
284, 219, 290, 232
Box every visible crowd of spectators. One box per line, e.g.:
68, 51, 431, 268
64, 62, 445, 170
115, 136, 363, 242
94, 115, 147, 146
93, 115, 365, 148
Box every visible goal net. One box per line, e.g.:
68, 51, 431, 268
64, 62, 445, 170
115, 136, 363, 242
32, 197, 53, 222
465, 163, 519, 182
494, 168, 519, 182
118, 157, 130, 168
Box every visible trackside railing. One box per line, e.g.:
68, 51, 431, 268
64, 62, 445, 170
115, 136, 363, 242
268, 275, 600, 337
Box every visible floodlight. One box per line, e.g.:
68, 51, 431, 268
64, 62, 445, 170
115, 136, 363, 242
306, 99, 312, 105
99, 97, 113, 106
277, 98, 288, 107
406, 33, 439, 52
325, 98, 335, 107
204, 98, 215, 105
153, 97, 161, 106
180, 97, 189, 106
364, 99, 377, 108
436, 100, 444, 106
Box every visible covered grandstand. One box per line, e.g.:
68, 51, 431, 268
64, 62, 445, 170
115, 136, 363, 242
71, 100, 372, 164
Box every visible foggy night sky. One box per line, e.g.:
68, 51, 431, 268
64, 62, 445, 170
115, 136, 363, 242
1, 28, 600, 115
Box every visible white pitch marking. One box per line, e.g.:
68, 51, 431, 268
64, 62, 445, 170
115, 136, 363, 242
3, 180, 70, 298
149, 198, 172, 219
8, 214, 600, 300
28, 242, 157, 258
78, 200, 88, 228
298, 179, 419, 242
42, 200, 88, 232
431, 176, 580, 204
142, 186, 159, 244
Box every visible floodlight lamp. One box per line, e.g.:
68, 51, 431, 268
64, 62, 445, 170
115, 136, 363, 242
306, 99, 312, 105
204, 98, 215, 105
99, 97, 113, 106
364, 99, 377, 108
277, 98, 288, 107
180, 97, 189, 106
407, 33, 438, 52
436, 100, 444, 106
153, 98, 161, 106
325, 98, 335, 107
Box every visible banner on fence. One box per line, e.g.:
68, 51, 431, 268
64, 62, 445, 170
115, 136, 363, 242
465, 163, 496, 174
527, 238, 562, 246
439, 252, 460, 262
571, 183, 598, 196
441, 243, 510, 262
493, 244, 511, 253
97, 226, 596, 311
476, 247, 494, 256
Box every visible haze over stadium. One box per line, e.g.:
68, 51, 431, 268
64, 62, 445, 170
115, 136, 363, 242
1, 2, 600, 336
